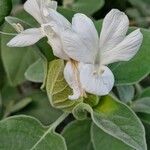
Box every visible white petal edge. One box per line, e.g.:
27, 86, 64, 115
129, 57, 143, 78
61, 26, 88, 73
64, 61, 82, 100
47, 0, 58, 10
72, 13, 99, 59
42, 8, 71, 29
80, 64, 114, 96
99, 9, 129, 53
101, 29, 143, 65
24, 0, 43, 24
42, 23, 69, 60
7, 28, 44, 47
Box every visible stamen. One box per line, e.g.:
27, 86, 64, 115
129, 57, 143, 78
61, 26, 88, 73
12, 23, 24, 33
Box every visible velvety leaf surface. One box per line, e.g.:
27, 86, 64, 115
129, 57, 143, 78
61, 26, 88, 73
91, 123, 133, 150
62, 119, 94, 150
0, 115, 67, 150
73, 95, 147, 150
18, 91, 62, 125
25, 58, 45, 83
46, 59, 82, 112
92, 95, 147, 150
1, 22, 40, 86
116, 85, 135, 103
132, 97, 150, 114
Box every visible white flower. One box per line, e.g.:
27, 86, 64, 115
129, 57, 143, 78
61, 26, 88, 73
6, 0, 82, 100
59, 9, 143, 97
7, 6, 143, 100
6, 0, 71, 60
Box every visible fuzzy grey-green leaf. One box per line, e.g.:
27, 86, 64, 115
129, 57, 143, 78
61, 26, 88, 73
132, 97, 150, 114
92, 95, 147, 150
46, 59, 82, 112
25, 58, 45, 83
0, 115, 67, 150
62, 119, 94, 150
91, 123, 134, 150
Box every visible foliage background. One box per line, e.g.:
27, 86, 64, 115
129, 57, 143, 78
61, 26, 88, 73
0, 0, 150, 150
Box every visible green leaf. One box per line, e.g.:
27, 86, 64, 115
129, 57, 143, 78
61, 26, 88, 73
143, 122, 150, 150
1, 22, 40, 86
73, 103, 92, 120
0, 115, 67, 150
140, 87, 150, 98
91, 123, 133, 150
73, 95, 147, 150
9, 97, 32, 114
116, 85, 135, 103
62, 119, 94, 150
3, 97, 32, 118
25, 58, 45, 83
18, 91, 62, 125
0, 0, 12, 25
0, 47, 5, 89
1, 85, 20, 105
46, 59, 82, 112
112, 28, 150, 85
84, 94, 99, 107
138, 114, 150, 150
92, 95, 147, 150
63, 0, 104, 15
1, 85, 62, 125
132, 97, 150, 114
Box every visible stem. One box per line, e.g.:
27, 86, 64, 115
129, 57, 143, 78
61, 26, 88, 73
50, 112, 69, 131
30, 112, 68, 150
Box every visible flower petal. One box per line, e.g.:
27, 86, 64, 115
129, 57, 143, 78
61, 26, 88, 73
61, 30, 94, 63
24, 0, 58, 24
64, 61, 82, 100
72, 13, 99, 58
42, 8, 71, 29
61, 13, 99, 63
46, 0, 57, 10
101, 29, 143, 65
99, 9, 129, 53
48, 37, 69, 60
42, 23, 69, 60
80, 64, 114, 96
24, 0, 43, 24
7, 28, 44, 47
